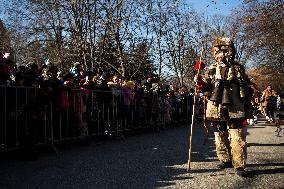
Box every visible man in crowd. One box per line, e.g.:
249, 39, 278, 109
261, 85, 277, 123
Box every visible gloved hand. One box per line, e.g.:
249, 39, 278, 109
194, 74, 201, 83
194, 74, 204, 92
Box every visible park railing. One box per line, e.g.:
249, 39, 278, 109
0, 85, 194, 152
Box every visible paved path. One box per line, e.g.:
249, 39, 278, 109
0, 117, 283, 189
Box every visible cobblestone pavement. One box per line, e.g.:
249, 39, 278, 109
0, 116, 283, 189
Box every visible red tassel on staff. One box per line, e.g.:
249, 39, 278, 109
194, 60, 205, 71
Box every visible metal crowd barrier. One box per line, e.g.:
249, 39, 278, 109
0, 85, 193, 152
0, 86, 48, 152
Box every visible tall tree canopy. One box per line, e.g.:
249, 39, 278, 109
233, 0, 284, 93
1, 0, 283, 91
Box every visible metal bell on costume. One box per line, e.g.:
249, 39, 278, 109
210, 79, 223, 104
240, 85, 246, 99
238, 80, 247, 99
222, 81, 232, 105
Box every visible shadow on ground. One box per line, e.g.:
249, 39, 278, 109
247, 143, 284, 147
0, 120, 218, 189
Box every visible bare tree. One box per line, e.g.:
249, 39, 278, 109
234, 0, 284, 70
0, 20, 12, 54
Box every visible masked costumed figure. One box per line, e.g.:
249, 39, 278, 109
196, 37, 255, 177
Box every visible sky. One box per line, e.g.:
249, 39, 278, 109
0, 0, 7, 20
0, 0, 243, 21
187, 0, 243, 16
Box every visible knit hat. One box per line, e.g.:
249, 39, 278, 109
126, 81, 134, 88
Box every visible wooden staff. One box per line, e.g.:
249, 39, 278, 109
203, 95, 209, 145
187, 48, 204, 171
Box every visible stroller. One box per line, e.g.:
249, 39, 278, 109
274, 112, 283, 137
247, 105, 260, 126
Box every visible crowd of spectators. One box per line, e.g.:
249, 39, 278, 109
1, 56, 194, 157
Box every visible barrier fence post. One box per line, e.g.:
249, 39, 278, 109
15, 87, 18, 147
50, 101, 59, 155
4, 86, 7, 151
